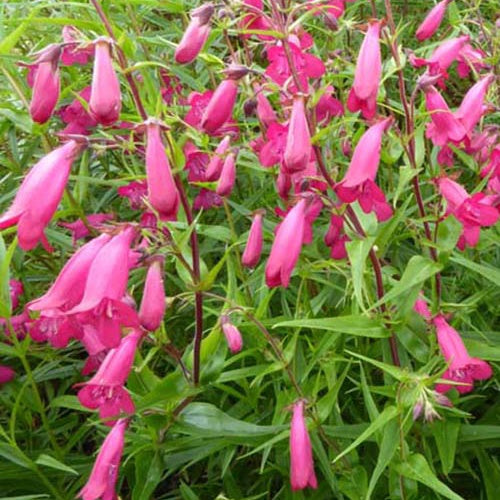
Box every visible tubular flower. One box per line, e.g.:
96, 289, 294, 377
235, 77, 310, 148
283, 96, 312, 173
0, 366, 15, 385
324, 214, 350, 260
347, 21, 382, 119
89, 37, 121, 125
0, 140, 83, 251
221, 316, 243, 354
241, 212, 264, 268
139, 258, 166, 332
145, 120, 179, 220
216, 151, 237, 197
265, 199, 307, 288
29, 44, 61, 124
77, 330, 141, 423
78, 418, 127, 500
433, 315, 492, 394
438, 177, 499, 250
175, 3, 213, 64
423, 85, 466, 146
201, 79, 239, 134
289, 400, 317, 491
336, 118, 393, 221
415, 0, 451, 41
206, 135, 232, 181
256, 91, 277, 128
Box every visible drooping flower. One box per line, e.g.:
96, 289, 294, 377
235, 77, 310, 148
242, 212, 264, 268
423, 85, 466, 146
347, 21, 382, 120
315, 86, 344, 125
139, 258, 166, 332
175, 3, 213, 64
59, 214, 113, 245
433, 315, 492, 394
259, 122, 288, 168
201, 79, 239, 135
216, 151, 237, 197
0, 140, 83, 251
239, 0, 274, 40
256, 91, 277, 128
0, 366, 15, 385
265, 198, 307, 288
78, 418, 127, 500
413, 293, 432, 321
29, 44, 61, 124
438, 177, 499, 249
206, 136, 232, 181
61, 25, 94, 66
221, 316, 243, 354
89, 37, 121, 126
456, 42, 488, 79
415, 0, 450, 41
324, 214, 350, 260
289, 400, 317, 491
58, 86, 98, 135
283, 96, 312, 173
117, 180, 147, 210
77, 330, 141, 423
144, 119, 179, 220
336, 118, 393, 221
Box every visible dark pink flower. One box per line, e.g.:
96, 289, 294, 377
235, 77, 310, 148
324, 214, 349, 260
315, 86, 344, 125
413, 294, 432, 321
78, 418, 127, 500
0, 366, 15, 385
193, 189, 223, 210
58, 86, 98, 135
266, 199, 307, 288
416, 0, 450, 41
89, 38, 121, 126
284, 96, 312, 173
145, 120, 179, 220
256, 91, 277, 128
259, 122, 288, 168
81, 325, 109, 376
347, 21, 382, 119
61, 26, 94, 66
221, 316, 243, 354
433, 315, 492, 394
239, 0, 274, 40
59, 214, 113, 245
77, 330, 141, 423
290, 400, 317, 491
117, 180, 147, 210
201, 79, 239, 135
216, 152, 237, 197
206, 135, 232, 181
175, 3, 213, 64
0, 140, 82, 251
457, 43, 487, 79
9, 280, 23, 310
242, 212, 264, 268
139, 258, 166, 332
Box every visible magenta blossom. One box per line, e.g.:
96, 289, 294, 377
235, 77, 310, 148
117, 180, 147, 210
315, 86, 344, 125
433, 315, 492, 394
0, 140, 82, 251
78, 330, 141, 423
256, 91, 277, 127
221, 317, 243, 354
242, 212, 264, 268
347, 21, 382, 119
289, 400, 317, 491
259, 122, 288, 168
206, 135, 231, 181
324, 214, 350, 260
201, 79, 239, 135
216, 152, 237, 197
336, 118, 393, 221
61, 26, 94, 65
139, 258, 166, 332
58, 86, 98, 135
457, 43, 488, 79
415, 0, 450, 41
9, 280, 23, 310
0, 366, 15, 385
239, 0, 274, 40
60, 214, 113, 245
78, 418, 127, 500
284, 96, 312, 173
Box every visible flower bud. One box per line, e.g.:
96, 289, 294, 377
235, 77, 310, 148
242, 212, 263, 268
221, 316, 243, 353
216, 151, 237, 197
139, 258, 166, 332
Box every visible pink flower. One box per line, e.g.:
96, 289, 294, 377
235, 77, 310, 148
259, 122, 288, 168
454, 74, 495, 135
256, 91, 277, 128
61, 26, 94, 66
457, 43, 487, 79
423, 85, 466, 146
265, 199, 307, 288
265, 39, 325, 92
89, 38, 121, 126
347, 21, 382, 120
221, 317, 243, 354
0, 366, 15, 384
284, 96, 312, 173
242, 212, 264, 268
315, 86, 344, 125
81, 325, 109, 376
0, 140, 82, 251
67, 227, 139, 348
58, 86, 98, 135
78, 330, 141, 422
416, 0, 450, 41
433, 315, 492, 394
206, 135, 232, 181
413, 294, 432, 321
201, 79, 239, 134
78, 418, 127, 500
175, 3, 213, 64
60, 214, 113, 245
139, 258, 166, 332
216, 151, 237, 197
239, 0, 274, 40
324, 214, 349, 260
145, 120, 179, 220
29, 45, 61, 124
336, 118, 393, 221
290, 400, 317, 491
9, 280, 23, 310
117, 180, 147, 210
438, 177, 499, 249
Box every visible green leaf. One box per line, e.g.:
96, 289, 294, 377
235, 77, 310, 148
431, 419, 460, 475
332, 406, 398, 464
450, 255, 500, 287
366, 419, 399, 499
372, 256, 442, 309
176, 403, 285, 439
346, 237, 375, 311
274, 315, 389, 338
35, 454, 78, 475
476, 448, 500, 500
0, 443, 34, 470
132, 451, 163, 500
397, 453, 464, 500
